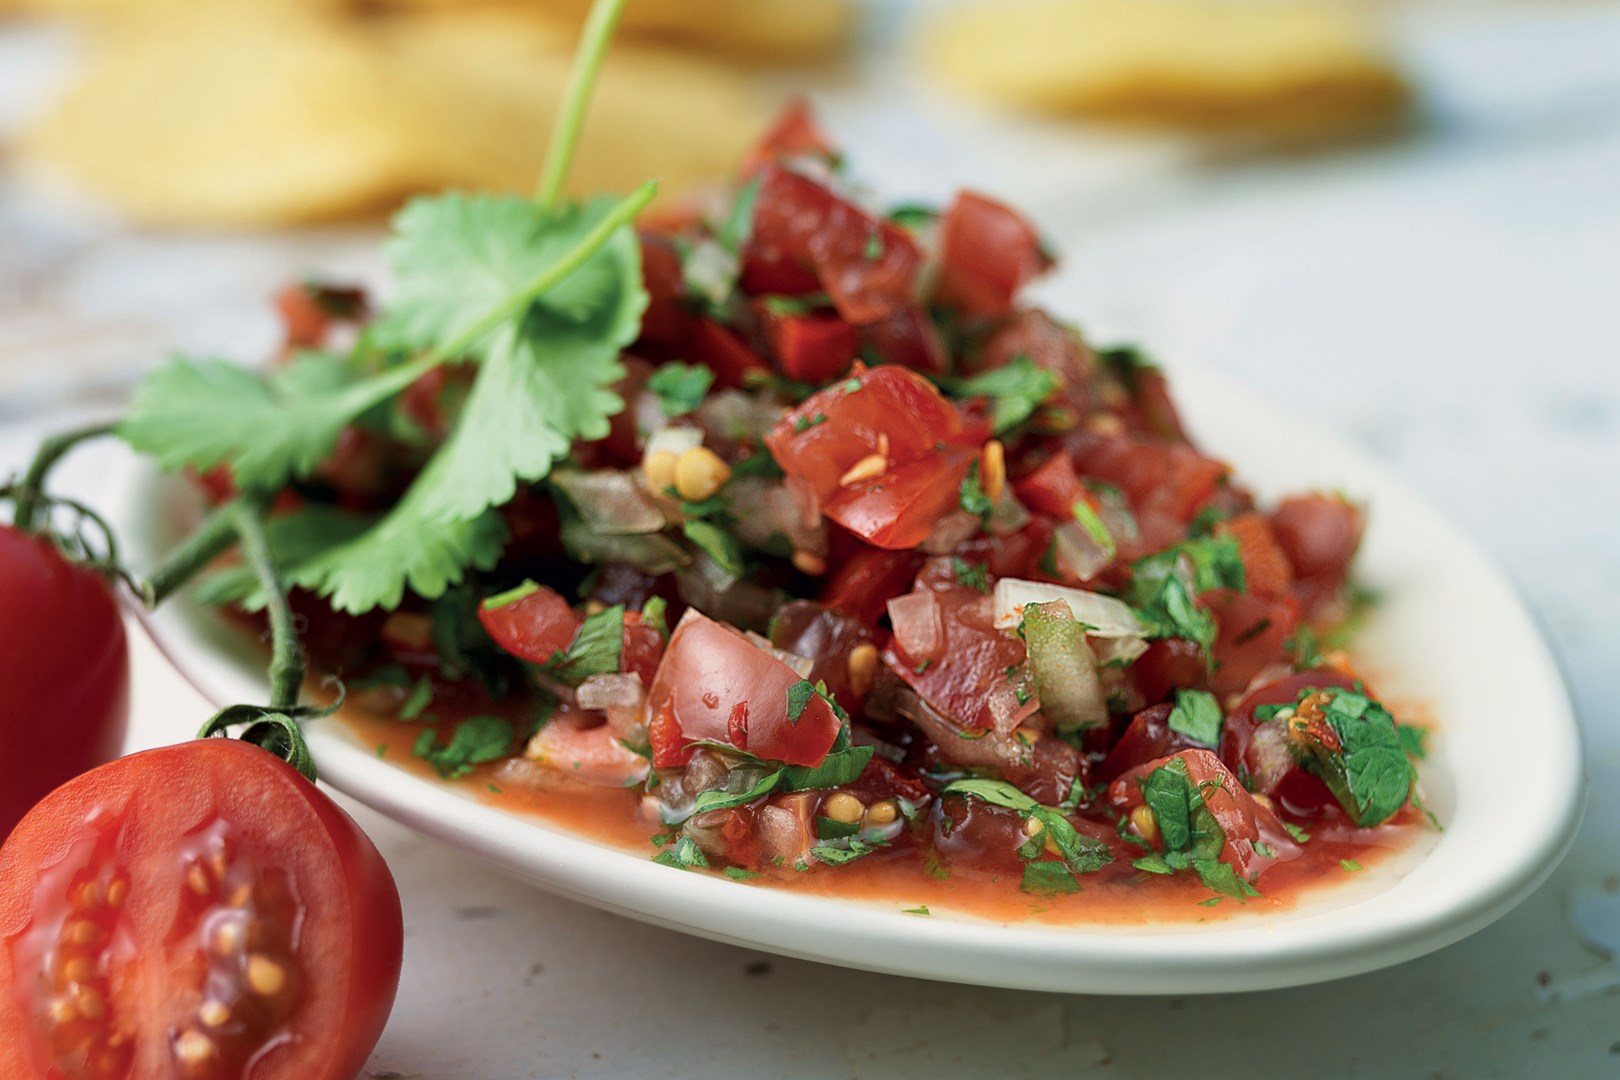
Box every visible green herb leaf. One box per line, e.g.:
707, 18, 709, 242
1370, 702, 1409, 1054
1136, 756, 1258, 899
723, 866, 761, 881
1396, 722, 1429, 760
778, 743, 874, 791
1020, 860, 1081, 897
942, 356, 1056, 435
647, 363, 715, 418
653, 835, 710, 870
816, 816, 862, 841
952, 557, 989, 593
1167, 689, 1223, 748
959, 462, 993, 523
544, 604, 624, 684
901, 904, 930, 916
691, 769, 784, 815
1285, 688, 1415, 827
683, 519, 746, 576
399, 675, 435, 721
785, 680, 817, 725
943, 779, 1112, 876
192, 505, 373, 611
413, 715, 515, 779
810, 839, 879, 867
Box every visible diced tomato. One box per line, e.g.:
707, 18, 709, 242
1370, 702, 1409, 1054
827, 443, 978, 551
768, 600, 876, 713
857, 306, 948, 375
742, 97, 838, 173
1071, 434, 1228, 533
1205, 588, 1299, 698
688, 318, 770, 390
1114, 366, 1188, 442
981, 310, 1094, 409
638, 233, 693, 348
765, 363, 974, 505
882, 577, 1025, 734
273, 282, 366, 352
738, 251, 822, 296
747, 165, 921, 326
821, 544, 926, 626
1128, 638, 1208, 707
848, 756, 932, 807
478, 583, 581, 665
1012, 453, 1084, 518
620, 609, 665, 687
646, 610, 842, 768
1218, 512, 1293, 600
933, 191, 1052, 320
1222, 668, 1360, 797
648, 701, 693, 769
757, 306, 857, 383
1108, 749, 1300, 881
1269, 495, 1364, 614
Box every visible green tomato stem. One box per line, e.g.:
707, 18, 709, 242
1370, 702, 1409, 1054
142, 495, 246, 608
231, 497, 305, 713
533, 0, 632, 210
10, 420, 117, 533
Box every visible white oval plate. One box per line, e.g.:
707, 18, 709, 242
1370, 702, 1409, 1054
106, 366, 1584, 994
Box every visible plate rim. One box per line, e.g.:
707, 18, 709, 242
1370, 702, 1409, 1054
105, 364, 1587, 995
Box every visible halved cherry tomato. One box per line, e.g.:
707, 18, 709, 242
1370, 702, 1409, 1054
478, 582, 581, 665
0, 739, 402, 1080
747, 165, 921, 326
933, 191, 1051, 320
0, 527, 128, 842
756, 307, 856, 383
767, 600, 876, 713
646, 610, 841, 768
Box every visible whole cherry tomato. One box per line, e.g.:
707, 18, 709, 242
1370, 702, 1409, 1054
0, 525, 129, 842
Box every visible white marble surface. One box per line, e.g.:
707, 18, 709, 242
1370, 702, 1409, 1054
4, 3, 1620, 1076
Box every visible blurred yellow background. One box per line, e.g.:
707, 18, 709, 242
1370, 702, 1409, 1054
0, 0, 1411, 227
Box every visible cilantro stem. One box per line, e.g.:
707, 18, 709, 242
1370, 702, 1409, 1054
142, 496, 245, 609
533, 0, 631, 210
10, 420, 116, 533
428, 179, 658, 365
232, 496, 305, 712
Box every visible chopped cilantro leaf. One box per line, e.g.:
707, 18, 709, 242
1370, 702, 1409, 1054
1071, 500, 1116, 560
640, 596, 669, 640
683, 520, 746, 576
943, 779, 1112, 876
1396, 722, 1429, 760
690, 769, 784, 815
483, 580, 541, 611
723, 866, 761, 881
942, 356, 1056, 435
862, 230, 883, 261
543, 604, 624, 684
1136, 757, 1258, 900
653, 835, 710, 870
810, 839, 880, 867
412, 715, 515, 779
816, 816, 862, 841
1167, 689, 1223, 748
716, 176, 762, 253
1284, 687, 1415, 827
786, 680, 817, 725
959, 463, 993, 523
952, 557, 989, 593
779, 743, 873, 792
1341, 859, 1363, 872
1282, 821, 1311, 844
646, 363, 714, 418
1020, 861, 1081, 897
399, 675, 435, 721
902, 905, 930, 916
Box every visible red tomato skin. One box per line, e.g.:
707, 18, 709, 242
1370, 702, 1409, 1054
747, 165, 922, 326
1218, 512, 1294, 600
688, 319, 770, 390
882, 577, 1026, 733
820, 545, 926, 626
620, 610, 665, 687
638, 233, 694, 348
1269, 495, 1364, 614
0, 739, 402, 1080
478, 583, 581, 664
741, 97, 837, 173
646, 611, 841, 767
1205, 588, 1299, 698
933, 191, 1052, 319
981, 310, 1095, 410
1012, 453, 1084, 518
826, 443, 978, 551
857, 307, 948, 375
0, 528, 128, 842
1222, 668, 1361, 787
758, 307, 857, 383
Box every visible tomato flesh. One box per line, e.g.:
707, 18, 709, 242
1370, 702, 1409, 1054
0, 528, 128, 842
747, 165, 921, 326
478, 583, 581, 665
933, 191, 1051, 320
646, 610, 841, 768
758, 307, 856, 384
0, 740, 401, 1080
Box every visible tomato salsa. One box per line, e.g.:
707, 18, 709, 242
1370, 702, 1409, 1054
206, 102, 1433, 918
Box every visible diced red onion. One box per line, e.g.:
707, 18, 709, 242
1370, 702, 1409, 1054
1052, 520, 1111, 582
921, 510, 981, 554
888, 590, 944, 662
551, 468, 667, 534
992, 578, 1146, 639
645, 426, 705, 459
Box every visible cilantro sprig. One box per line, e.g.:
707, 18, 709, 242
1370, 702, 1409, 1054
942, 778, 1113, 886
1129, 757, 1259, 901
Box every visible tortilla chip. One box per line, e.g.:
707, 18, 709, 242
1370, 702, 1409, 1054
23, 4, 419, 226
921, 0, 1408, 130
